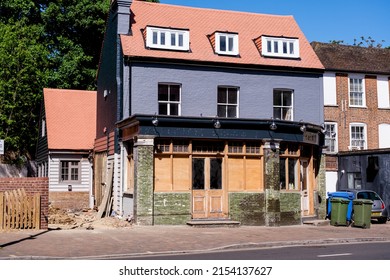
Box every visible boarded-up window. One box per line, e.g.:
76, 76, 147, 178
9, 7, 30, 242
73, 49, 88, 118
155, 156, 172, 191
173, 157, 190, 190
245, 158, 262, 190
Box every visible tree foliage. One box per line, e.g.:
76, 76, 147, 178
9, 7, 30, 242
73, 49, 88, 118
0, 0, 110, 162
329, 36, 387, 48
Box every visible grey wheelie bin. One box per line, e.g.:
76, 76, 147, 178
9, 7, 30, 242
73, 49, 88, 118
352, 199, 373, 229
330, 197, 350, 226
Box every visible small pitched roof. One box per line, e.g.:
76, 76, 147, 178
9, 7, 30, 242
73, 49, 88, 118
121, 1, 323, 70
311, 42, 390, 75
43, 88, 97, 150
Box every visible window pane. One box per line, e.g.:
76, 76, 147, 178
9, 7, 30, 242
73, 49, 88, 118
159, 103, 167, 115
170, 85, 180, 101
282, 92, 292, 106
228, 37, 234, 52
288, 159, 296, 189
267, 40, 272, 52
217, 105, 226, 118
61, 162, 68, 181
227, 106, 237, 117
178, 34, 184, 46
228, 88, 237, 104
219, 36, 226, 52
273, 108, 281, 119
160, 32, 165, 45
280, 158, 286, 189
282, 108, 292, 120
218, 88, 227, 103
170, 103, 179, 116
210, 158, 222, 189
274, 91, 282, 106
158, 84, 169, 101
289, 42, 294, 54
283, 42, 288, 54
274, 41, 279, 53
153, 31, 158, 44
171, 33, 176, 46
192, 159, 204, 190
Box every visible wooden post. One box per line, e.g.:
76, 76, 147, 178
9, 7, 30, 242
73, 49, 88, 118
0, 192, 3, 230
34, 194, 41, 229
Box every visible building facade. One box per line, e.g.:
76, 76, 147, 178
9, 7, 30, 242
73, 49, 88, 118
312, 42, 390, 214
94, 0, 326, 226
36, 89, 96, 210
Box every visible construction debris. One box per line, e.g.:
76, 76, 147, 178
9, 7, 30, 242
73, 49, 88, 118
48, 205, 132, 230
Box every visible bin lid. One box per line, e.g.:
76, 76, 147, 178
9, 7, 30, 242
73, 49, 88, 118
330, 197, 350, 203
353, 198, 373, 205
327, 191, 354, 200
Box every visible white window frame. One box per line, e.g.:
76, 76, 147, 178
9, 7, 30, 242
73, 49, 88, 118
349, 123, 367, 150
60, 160, 81, 183
158, 83, 181, 116
146, 26, 190, 51
217, 86, 239, 118
215, 32, 239, 56
324, 122, 338, 153
273, 89, 294, 121
261, 36, 300, 58
349, 75, 366, 107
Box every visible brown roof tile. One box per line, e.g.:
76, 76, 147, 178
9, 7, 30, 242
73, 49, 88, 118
43, 88, 97, 150
311, 41, 390, 74
121, 1, 323, 70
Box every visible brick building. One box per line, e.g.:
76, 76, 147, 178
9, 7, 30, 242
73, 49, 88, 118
312, 42, 390, 214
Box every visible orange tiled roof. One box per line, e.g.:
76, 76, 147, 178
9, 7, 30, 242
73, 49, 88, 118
121, 1, 323, 70
43, 88, 97, 150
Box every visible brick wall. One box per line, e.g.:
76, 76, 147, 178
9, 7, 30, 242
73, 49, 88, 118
325, 74, 390, 152
0, 177, 49, 229
49, 192, 90, 211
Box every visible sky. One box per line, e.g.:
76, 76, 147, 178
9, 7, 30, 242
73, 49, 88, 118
161, 0, 390, 48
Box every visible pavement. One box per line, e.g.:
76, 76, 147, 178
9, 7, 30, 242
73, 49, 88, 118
1, 221, 390, 260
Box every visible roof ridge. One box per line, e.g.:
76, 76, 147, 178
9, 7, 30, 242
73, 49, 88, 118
136, 1, 294, 19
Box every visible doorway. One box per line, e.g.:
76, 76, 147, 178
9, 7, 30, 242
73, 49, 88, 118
192, 158, 226, 219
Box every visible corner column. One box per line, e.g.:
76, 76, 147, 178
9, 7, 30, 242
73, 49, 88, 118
133, 136, 155, 225
263, 140, 281, 227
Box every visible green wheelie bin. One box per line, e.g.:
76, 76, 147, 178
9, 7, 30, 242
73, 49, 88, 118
352, 199, 373, 229
330, 197, 350, 226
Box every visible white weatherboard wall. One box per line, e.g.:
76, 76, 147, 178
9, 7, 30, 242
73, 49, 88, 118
48, 154, 91, 192
323, 72, 337, 106
377, 76, 390, 108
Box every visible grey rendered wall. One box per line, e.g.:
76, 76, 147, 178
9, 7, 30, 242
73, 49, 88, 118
126, 63, 324, 125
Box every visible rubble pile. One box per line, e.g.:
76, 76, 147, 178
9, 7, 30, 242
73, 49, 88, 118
48, 206, 132, 230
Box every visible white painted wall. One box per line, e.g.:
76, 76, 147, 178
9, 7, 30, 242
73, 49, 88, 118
379, 124, 390, 148
377, 76, 390, 108
323, 72, 337, 106
325, 171, 338, 194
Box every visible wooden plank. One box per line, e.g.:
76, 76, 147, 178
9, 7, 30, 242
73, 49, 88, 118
34, 194, 41, 229
0, 192, 4, 230
96, 165, 114, 219
13, 190, 20, 228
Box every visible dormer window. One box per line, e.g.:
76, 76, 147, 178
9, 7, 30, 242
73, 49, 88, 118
215, 32, 239, 56
146, 26, 190, 51
261, 36, 299, 58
